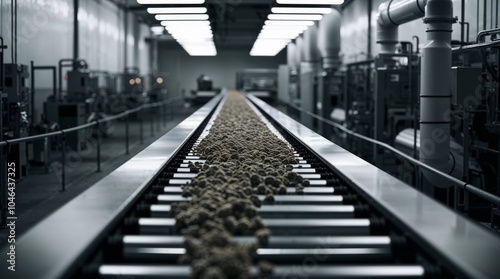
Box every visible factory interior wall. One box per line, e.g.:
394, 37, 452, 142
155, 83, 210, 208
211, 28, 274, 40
341, 0, 500, 64
157, 44, 287, 98
0, 0, 150, 124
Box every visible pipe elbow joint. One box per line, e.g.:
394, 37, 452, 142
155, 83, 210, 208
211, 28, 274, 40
376, 2, 398, 53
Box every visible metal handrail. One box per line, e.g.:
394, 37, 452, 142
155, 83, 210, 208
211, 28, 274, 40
0, 96, 182, 147
0, 95, 184, 225
284, 102, 500, 207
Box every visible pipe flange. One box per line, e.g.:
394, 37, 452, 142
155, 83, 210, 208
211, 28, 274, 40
422, 16, 458, 24
376, 40, 399, 44
425, 29, 453, 33
385, 0, 397, 26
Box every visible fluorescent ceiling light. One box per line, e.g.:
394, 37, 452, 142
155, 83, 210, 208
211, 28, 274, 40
268, 14, 323, 20
155, 14, 208, 20
183, 46, 217, 56
171, 33, 213, 39
264, 20, 314, 26
147, 7, 207, 14
259, 34, 300, 39
262, 25, 308, 31
271, 7, 332, 14
177, 38, 213, 43
138, 0, 205, 4
161, 20, 210, 26
276, 0, 344, 4
166, 25, 211, 32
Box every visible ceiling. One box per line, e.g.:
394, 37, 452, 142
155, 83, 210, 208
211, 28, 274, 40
118, 0, 351, 50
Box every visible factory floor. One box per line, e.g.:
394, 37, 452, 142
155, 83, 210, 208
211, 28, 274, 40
0, 103, 201, 250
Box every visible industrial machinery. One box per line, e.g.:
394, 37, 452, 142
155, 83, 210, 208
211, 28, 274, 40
372, 44, 420, 170
341, 60, 375, 158
121, 66, 147, 114
237, 69, 278, 102
274, 0, 498, 227
1, 63, 30, 179
189, 74, 219, 104
51, 59, 98, 151
123, 66, 145, 97
148, 72, 168, 103
340, 45, 419, 167
2, 92, 500, 279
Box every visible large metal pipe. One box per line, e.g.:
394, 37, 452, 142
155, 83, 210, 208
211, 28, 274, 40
287, 42, 298, 69
419, 0, 456, 187
73, 0, 79, 66
302, 25, 320, 63
376, 0, 427, 53
295, 36, 304, 64
318, 9, 341, 69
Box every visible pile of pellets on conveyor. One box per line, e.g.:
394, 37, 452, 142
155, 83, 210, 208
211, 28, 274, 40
171, 90, 307, 279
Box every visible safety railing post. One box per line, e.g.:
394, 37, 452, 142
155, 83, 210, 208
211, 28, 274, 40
125, 113, 130, 155
150, 107, 155, 137
157, 105, 161, 132
139, 109, 144, 144
44, 137, 49, 173
61, 131, 66, 192
170, 99, 175, 120
96, 120, 101, 173
162, 102, 167, 127
0, 145, 6, 227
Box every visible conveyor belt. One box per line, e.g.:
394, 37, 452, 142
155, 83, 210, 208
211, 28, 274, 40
83, 92, 425, 279
3, 91, 500, 279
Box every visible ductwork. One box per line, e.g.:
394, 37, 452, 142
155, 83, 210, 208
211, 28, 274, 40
318, 9, 341, 69
287, 42, 298, 69
302, 25, 320, 63
419, 0, 456, 187
377, 0, 427, 53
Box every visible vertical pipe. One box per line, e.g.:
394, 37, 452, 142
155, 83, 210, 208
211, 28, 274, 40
491, 0, 494, 29
477, 1, 480, 34
495, 0, 498, 28
419, 0, 455, 188
484, 0, 488, 31
73, 0, 79, 64
124, 8, 129, 69
10, 0, 14, 63
461, 0, 465, 43
14, 0, 17, 64
367, 0, 373, 58
30, 61, 35, 124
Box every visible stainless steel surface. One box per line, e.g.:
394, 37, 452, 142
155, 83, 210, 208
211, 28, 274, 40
247, 94, 500, 279
122, 246, 392, 263
137, 218, 370, 235
159, 186, 335, 195
122, 235, 392, 248
148, 204, 354, 218
98, 264, 426, 279
0, 94, 224, 279
154, 194, 344, 204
